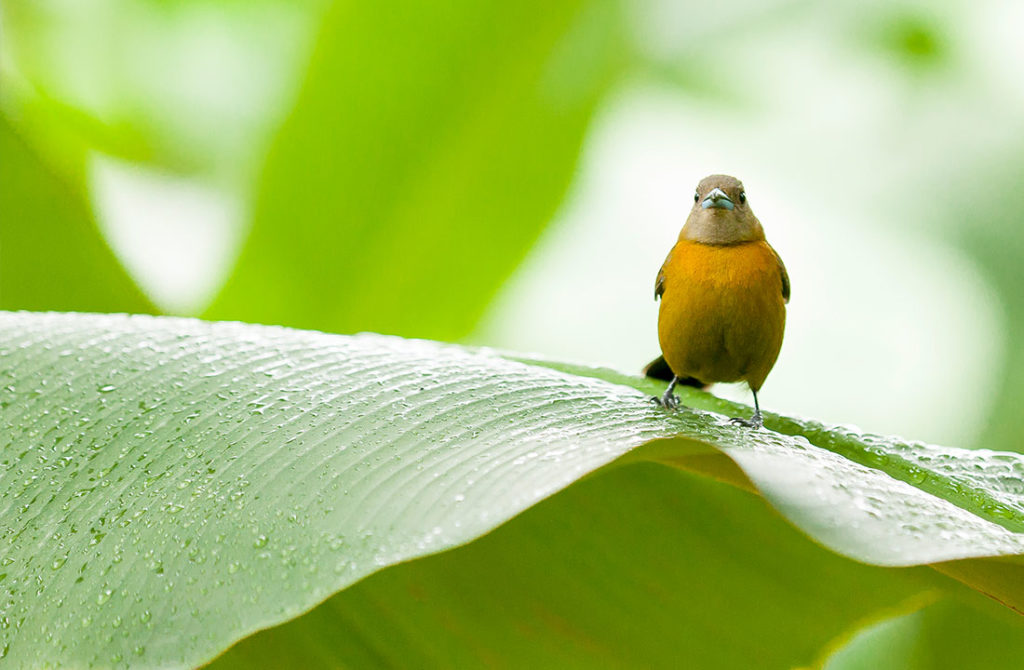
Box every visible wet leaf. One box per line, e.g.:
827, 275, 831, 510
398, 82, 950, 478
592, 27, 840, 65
212, 466, 934, 670
2, 311, 1024, 668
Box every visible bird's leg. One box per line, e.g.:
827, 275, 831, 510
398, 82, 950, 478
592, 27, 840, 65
652, 376, 681, 410
730, 389, 763, 429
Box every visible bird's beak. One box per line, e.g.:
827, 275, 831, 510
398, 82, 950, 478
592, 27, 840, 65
701, 187, 734, 210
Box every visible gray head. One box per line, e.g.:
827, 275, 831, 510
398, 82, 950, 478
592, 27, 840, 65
680, 174, 765, 245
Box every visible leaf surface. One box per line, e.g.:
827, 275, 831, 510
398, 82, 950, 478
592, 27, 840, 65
2, 312, 1024, 667
212, 466, 933, 670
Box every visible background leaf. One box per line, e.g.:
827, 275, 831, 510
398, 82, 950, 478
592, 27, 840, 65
0, 118, 154, 313
205, 0, 623, 338
949, 162, 1024, 455
822, 598, 1024, 670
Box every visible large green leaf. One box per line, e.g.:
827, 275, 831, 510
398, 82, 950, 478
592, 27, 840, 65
2, 311, 1024, 668
822, 598, 1024, 670
0, 118, 154, 313
521, 357, 1024, 565
205, 0, 622, 338
212, 466, 935, 670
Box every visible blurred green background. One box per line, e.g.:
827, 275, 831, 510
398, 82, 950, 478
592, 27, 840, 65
2, 0, 1023, 454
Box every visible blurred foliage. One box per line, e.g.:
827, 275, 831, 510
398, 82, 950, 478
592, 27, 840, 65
873, 12, 948, 69
0, 0, 322, 181
823, 597, 1024, 669
0, 117, 153, 313
205, 0, 624, 338
947, 163, 1024, 472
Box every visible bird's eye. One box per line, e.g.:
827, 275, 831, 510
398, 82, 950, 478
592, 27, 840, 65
693, 192, 699, 203
739, 192, 746, 204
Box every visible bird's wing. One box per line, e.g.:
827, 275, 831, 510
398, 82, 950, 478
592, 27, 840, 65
769, 243, 790, 303
654, 247, 673, 300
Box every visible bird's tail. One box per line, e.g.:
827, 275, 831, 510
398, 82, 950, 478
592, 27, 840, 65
642, 355, 708, 389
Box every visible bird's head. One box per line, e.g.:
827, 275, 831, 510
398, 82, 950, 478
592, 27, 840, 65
681, 174, 765, 245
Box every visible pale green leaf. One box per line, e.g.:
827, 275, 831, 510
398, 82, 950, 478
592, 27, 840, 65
212, 466, 933, 670
3, 311, 1024, 667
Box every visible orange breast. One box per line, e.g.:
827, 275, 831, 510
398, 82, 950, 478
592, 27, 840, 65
657, 240, 786, 390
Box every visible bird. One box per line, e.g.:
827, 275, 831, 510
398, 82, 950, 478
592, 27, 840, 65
647, 174, 789, 429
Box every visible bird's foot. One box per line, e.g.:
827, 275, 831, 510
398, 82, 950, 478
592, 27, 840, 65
730, 410, 763, 429
651, 390, 682, 411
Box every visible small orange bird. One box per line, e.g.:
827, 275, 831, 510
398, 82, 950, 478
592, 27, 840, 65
649, 174, 789, 428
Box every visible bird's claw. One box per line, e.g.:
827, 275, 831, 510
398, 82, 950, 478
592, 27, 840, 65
729, 411, 763, 429
651, 392, 681, 411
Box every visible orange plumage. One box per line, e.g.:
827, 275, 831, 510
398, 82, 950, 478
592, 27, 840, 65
658, 240, 785, 391
652, 175, 788, 428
